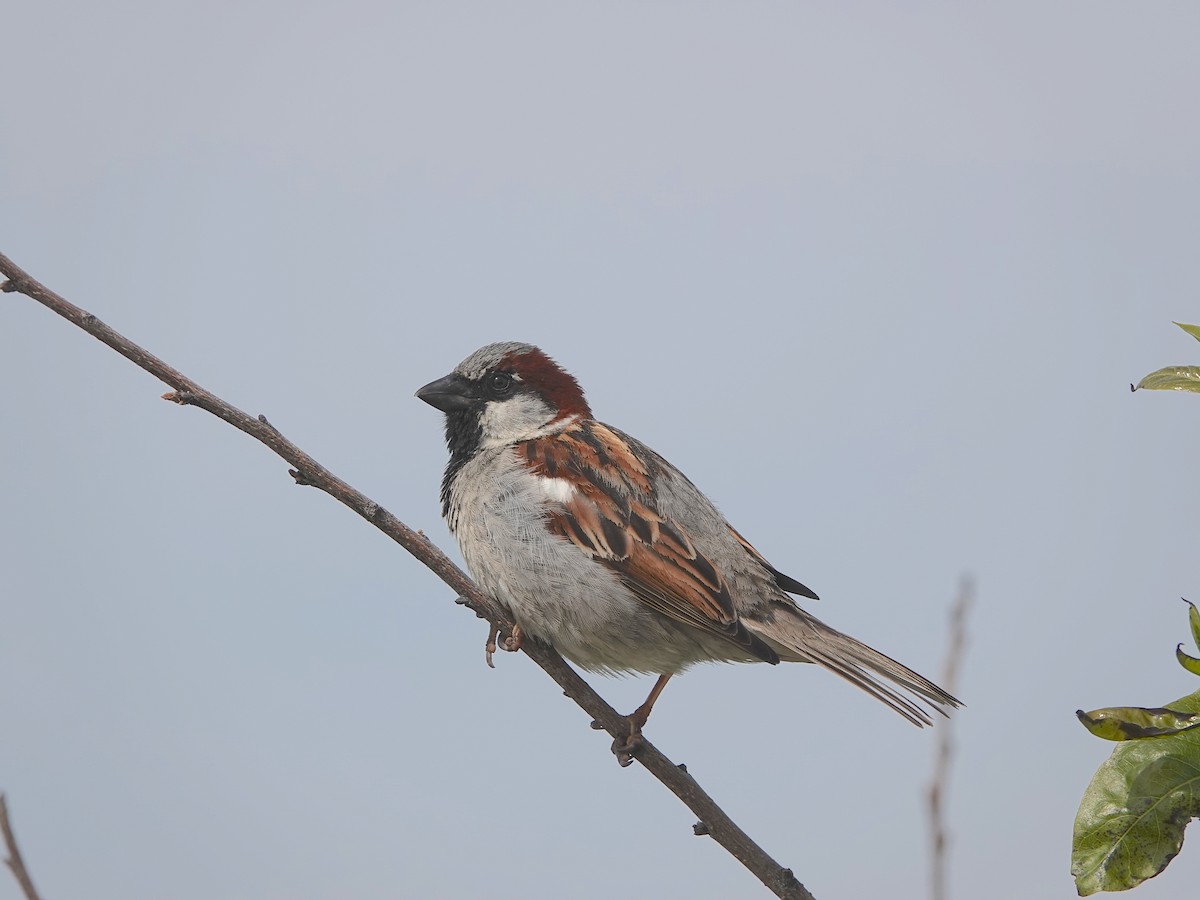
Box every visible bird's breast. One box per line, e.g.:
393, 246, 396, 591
443, 449, 724, 674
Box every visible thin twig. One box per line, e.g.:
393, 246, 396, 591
0, 795, 43, 900
0, 250, 815, 900
927, 576, 973, 900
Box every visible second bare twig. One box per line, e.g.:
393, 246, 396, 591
928, 576, 973, 900
0, 794, 43, 900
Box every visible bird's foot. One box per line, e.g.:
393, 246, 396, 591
503, 623, 525, 652
611, 720, 645, 767
590, 715, 648, 763
591, 715, 644, 767
484, 623, 525, 667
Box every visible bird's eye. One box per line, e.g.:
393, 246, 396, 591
486, 371, 514, 397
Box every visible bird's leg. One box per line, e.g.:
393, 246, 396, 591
503, 623, 525, 652
612, 673, 673, 767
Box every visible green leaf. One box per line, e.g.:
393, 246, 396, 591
1076, 706, 1200, 741
1134, 366, 1200, 392
1186, 598, 1200, 652
1072, 689, 1200, 895
1173, 322, 1200, 343
1177, 644, 1200, 678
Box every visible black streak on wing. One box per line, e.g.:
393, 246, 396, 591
576, 425, 613, 467
601, 516, 632, 559
564, 518, 596, 554
629, 512, 656, 544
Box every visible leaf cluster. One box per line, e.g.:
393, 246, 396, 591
1072, 325, 1200, 894
1072, 605, 1200, 894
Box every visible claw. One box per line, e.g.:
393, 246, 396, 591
611, 720, 645, 767
484, 623, 500, 668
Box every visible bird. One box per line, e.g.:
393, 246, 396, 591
417, 341, 960, 763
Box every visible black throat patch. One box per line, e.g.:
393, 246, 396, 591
440, 408, 483, 519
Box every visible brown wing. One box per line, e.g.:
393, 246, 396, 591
522, 423, 779, 664
727, 524, 820, 601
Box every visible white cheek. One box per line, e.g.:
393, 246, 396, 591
536, 477, 577, 504
477, 394, 556, 447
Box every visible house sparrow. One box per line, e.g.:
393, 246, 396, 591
418, 342, 960, 763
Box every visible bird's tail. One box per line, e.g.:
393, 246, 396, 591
750, 608, 962, 726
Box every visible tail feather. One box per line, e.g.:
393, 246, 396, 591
750, 608, 962, 727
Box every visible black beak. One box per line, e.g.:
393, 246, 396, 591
416, 373, 476, 412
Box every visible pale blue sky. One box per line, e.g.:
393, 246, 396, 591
4, 4, 1200, 898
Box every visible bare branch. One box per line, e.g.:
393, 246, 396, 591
927, 576, 973, 900
1, 794, 44, 900
0, 250, 815, 900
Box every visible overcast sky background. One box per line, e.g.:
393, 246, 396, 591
4, 4, 1200, 898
